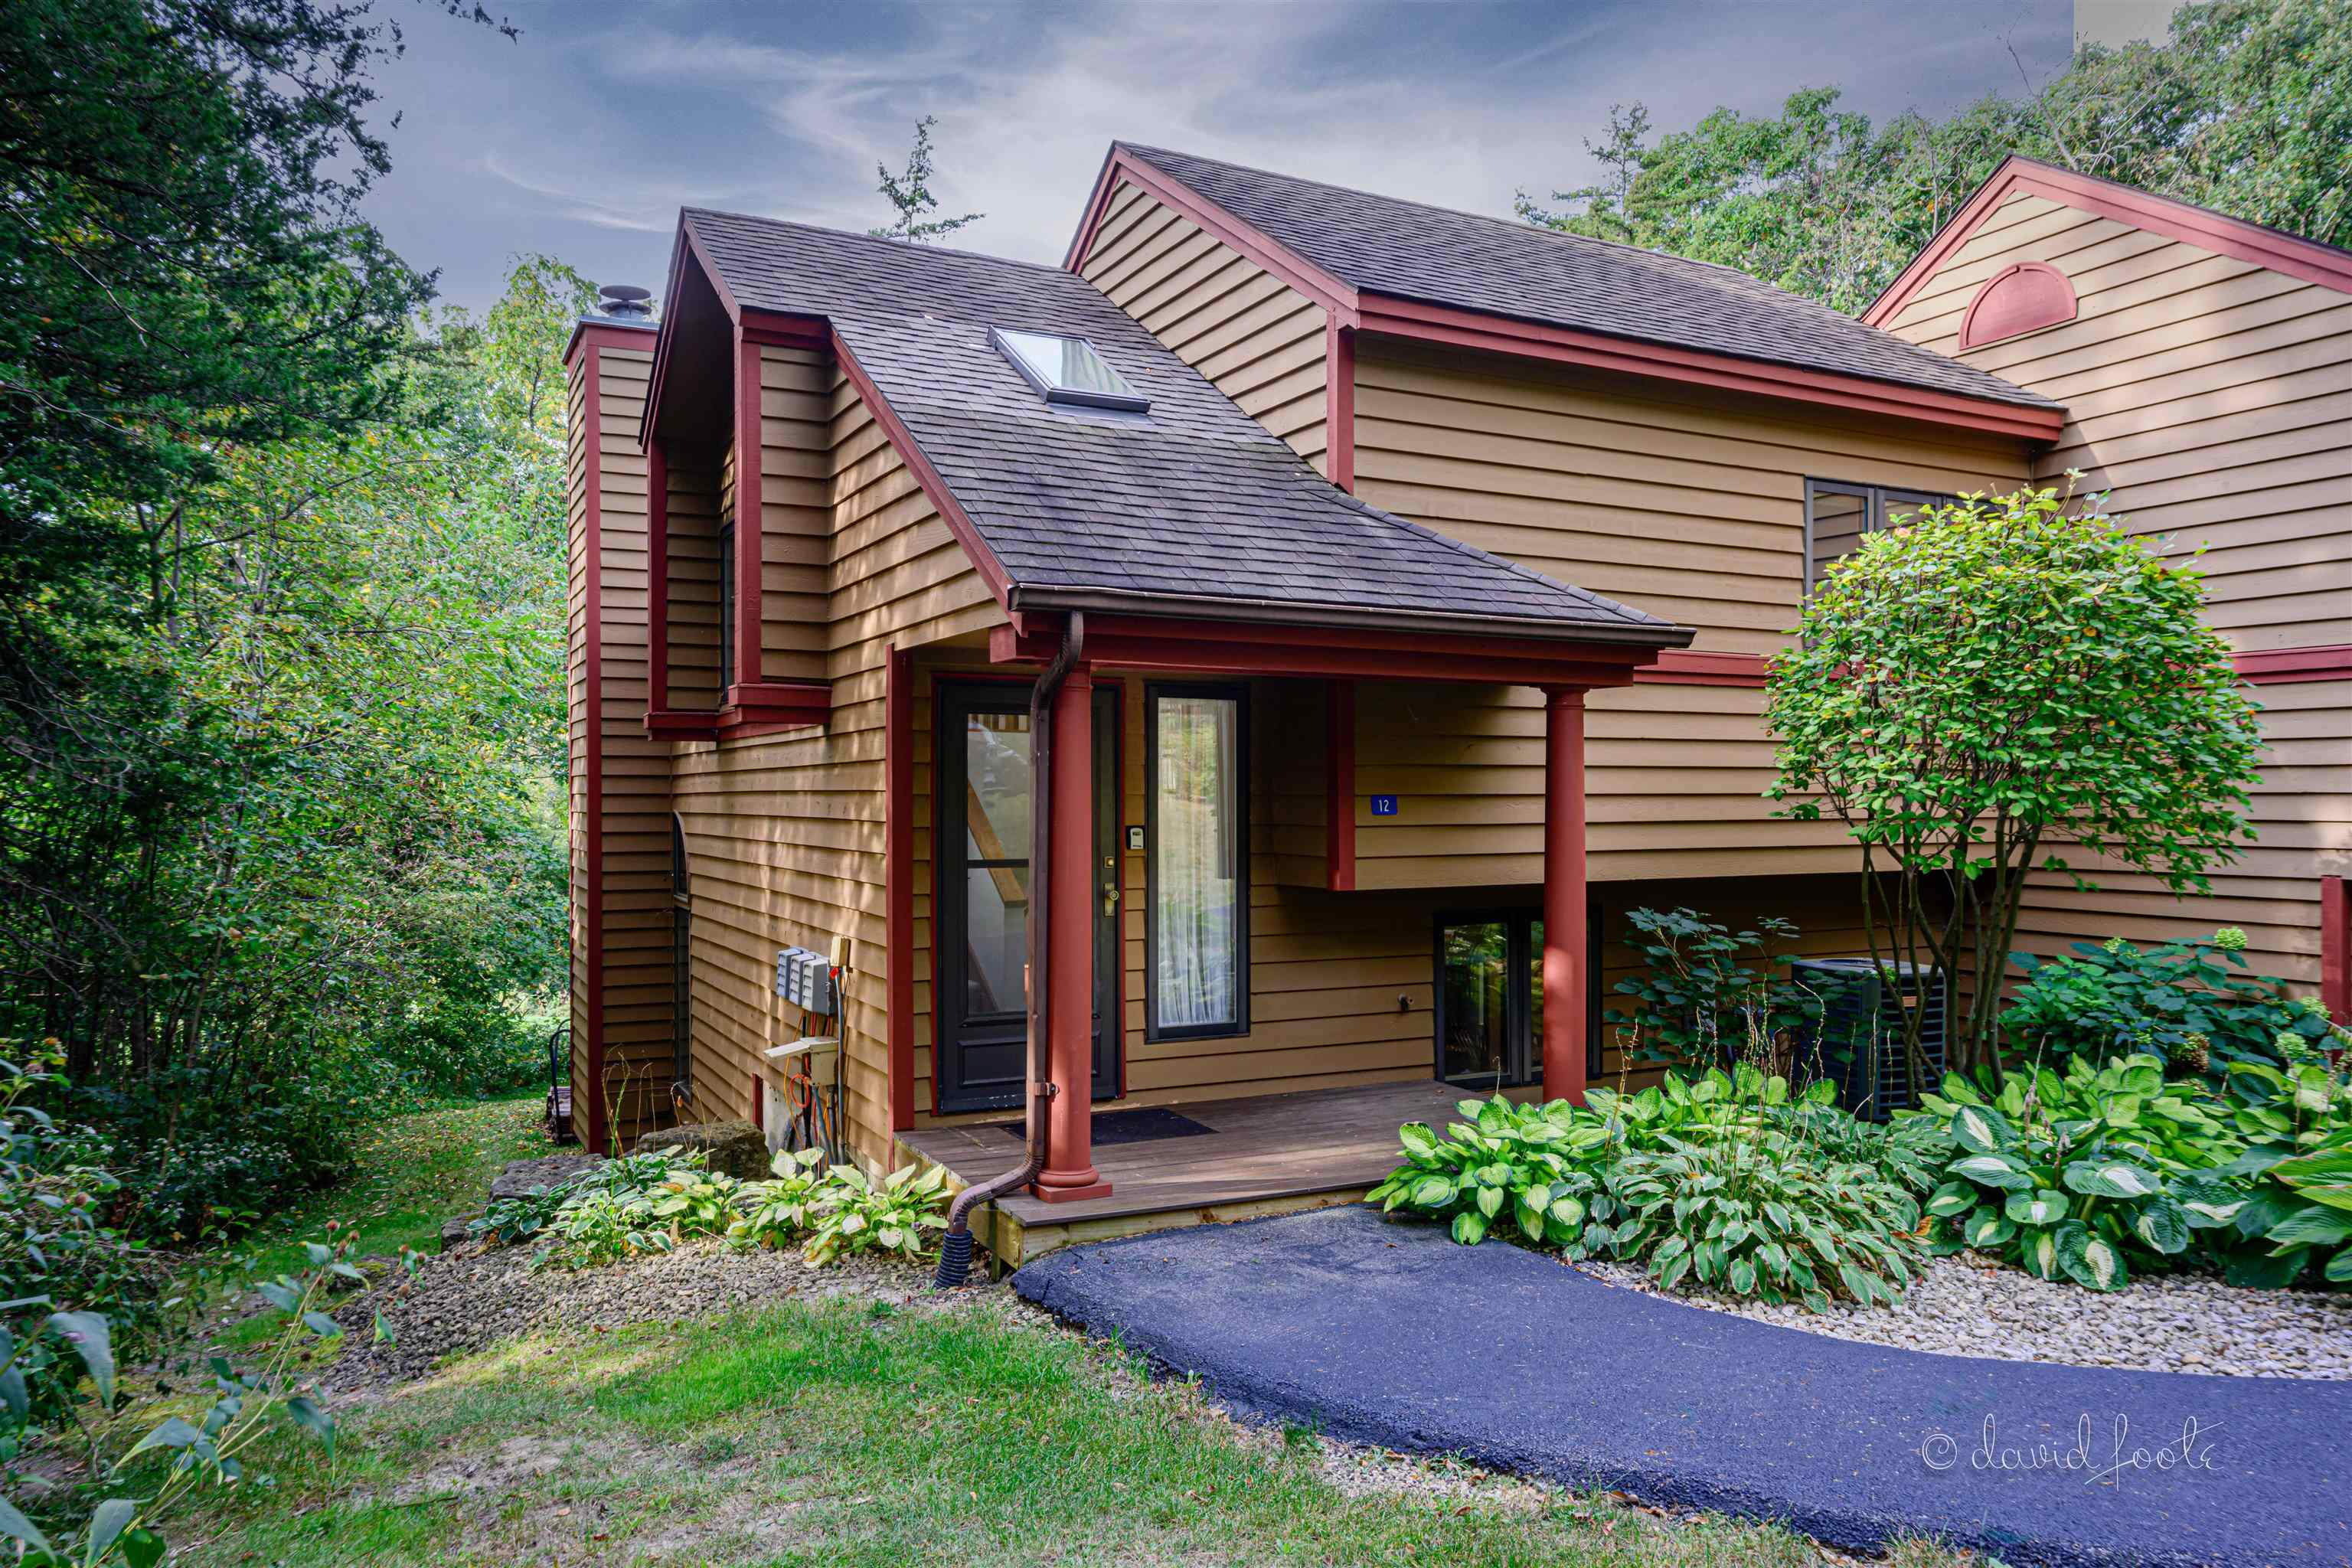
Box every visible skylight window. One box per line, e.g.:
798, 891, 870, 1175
989, 328, 1148, 413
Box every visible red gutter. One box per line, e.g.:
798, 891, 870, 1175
1354, 295, 2065, 443
1864, 155, 2352, 331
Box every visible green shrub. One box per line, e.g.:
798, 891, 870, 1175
1367, 1068, 1929, 1311
801, 1163, 952, 1267
1602, 907, 1818, 1074
1907, 1052, 2352, 1291
2001, 932, 2335, 1078
1, 1056, 170, 1445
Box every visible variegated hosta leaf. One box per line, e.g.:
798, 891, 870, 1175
2131, 1197, 2190, 1256
2004, 1189, 2067, 1227
2062, 1159, 2161, 1200
1949, 1103, 2014, 1156
1926, 1181, 1975, 1218
2022, 1227, 2061, 1280
2056, 1222, 2128, 1292
1964, 1208, 2016, 1249
1951, 1154, 2034, 1191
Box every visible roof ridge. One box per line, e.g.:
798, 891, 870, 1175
681, 206, 1076, 280
1114, 141, 1757, 280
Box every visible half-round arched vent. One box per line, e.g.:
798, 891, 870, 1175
1958, 261, 2078, 351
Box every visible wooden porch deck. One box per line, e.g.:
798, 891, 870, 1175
896, 1079, 1462, 1268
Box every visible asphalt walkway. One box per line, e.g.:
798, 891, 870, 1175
1014, 1204, 2350, 1567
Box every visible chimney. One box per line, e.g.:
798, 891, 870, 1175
597, 283, 654, 322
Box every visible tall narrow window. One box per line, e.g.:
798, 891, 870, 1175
716, 521, 737, 694
1148, 686, 1247, 1039
1434, 910, 1601, 1088
1805, 480, 1957, 592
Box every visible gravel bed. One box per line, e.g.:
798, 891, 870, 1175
326, 1236, 972, 1387
1576, 1253, 2352, 1379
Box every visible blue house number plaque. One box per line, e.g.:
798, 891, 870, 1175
1369, 795, 1399, 816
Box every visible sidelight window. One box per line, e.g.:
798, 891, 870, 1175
1147, 686, 1247, 1039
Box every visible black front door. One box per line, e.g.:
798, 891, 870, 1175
936, 682, 1119, 1113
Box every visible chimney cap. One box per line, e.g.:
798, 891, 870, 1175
598, 283, 654, 319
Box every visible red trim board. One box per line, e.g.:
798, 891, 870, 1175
2324, 876, 2349, 1028
733, 333, 765, 689
1325, 679, 1356, 891
1325, 322, 1357, 492
1623, 644, 2352, 689
990, 616, 1654, 688
1865, 155, 2352, 331
886, 646, 916, 1130
645, 439, 668, 716
2236, 645, 2352, 686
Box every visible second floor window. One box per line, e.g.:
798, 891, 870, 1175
1805, 481, 1955, 593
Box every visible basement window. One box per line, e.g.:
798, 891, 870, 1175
989, 328, 1148, 413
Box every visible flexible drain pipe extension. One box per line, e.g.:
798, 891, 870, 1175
935, 611, 1085, 1289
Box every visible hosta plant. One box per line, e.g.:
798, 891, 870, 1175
2203, 1060, 2352, 1288
727, 1148, 833, 1250
801, 1162, 952, 1267
1601, 1127, 1924, 1308
1365, 1096, 1605, 1248
471, 1149, 704, 1246
1913, 1054, 2239, 1291
1370, 1070, 1929, 1311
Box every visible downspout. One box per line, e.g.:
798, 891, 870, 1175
934, 611, 1085, 1288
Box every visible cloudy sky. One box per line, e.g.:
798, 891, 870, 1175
360, 0, 2153, 316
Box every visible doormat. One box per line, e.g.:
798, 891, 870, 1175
996, 1106, 1215, 1146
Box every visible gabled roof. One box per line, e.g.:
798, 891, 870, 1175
678, 209, 1687, 647
1089, 143, 2060, 418
1864, 155, 2352, 329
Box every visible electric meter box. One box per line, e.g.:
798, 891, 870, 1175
773, 946, 838, 1016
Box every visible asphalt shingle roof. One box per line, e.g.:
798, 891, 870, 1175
1116, 144, 2061, 412
683, 208, 1687, 644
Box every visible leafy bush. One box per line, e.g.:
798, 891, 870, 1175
1368, 1068, 1929, 1311
2003, 931, 2337, 1077
60, 1061, 372, 1244
1, 1236, 353, 1566
727, 1148, 835, 1250
801, 1163, 952, 1267
1908, 1052, 2352, 1291
1, 1056, 168, 1440
1602, 907, 1818, 1075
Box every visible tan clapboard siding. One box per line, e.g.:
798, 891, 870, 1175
669, 374, 1005, 1167
1881, 191, 2352, 990
757, 346, 831, 680
1079, 180, 1331, 473
665, 450, 721, 711
566, 341, 678, 1145
1348, 338, 2031, 890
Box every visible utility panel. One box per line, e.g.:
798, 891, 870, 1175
774, 946, 838, 1016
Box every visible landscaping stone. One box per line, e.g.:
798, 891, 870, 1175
439, 1215, 478, 1253
633, 1119, 769, 1179
488, 1152, 601, 1201
1579, 1251, 2352, 1380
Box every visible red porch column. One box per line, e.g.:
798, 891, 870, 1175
1034, 666, 1111, 1200
1540, 687, 1589, 1104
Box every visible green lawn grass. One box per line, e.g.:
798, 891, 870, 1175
178, 1296, 1969, 1568
157, 1096, 1971, 1568
220, 1092, 550, 1279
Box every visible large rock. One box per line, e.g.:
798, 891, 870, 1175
489, 1152, 603, 1202
633, 1119, 769, 1181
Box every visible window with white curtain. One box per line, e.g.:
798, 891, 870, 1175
1148, 686, 1247, 1038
